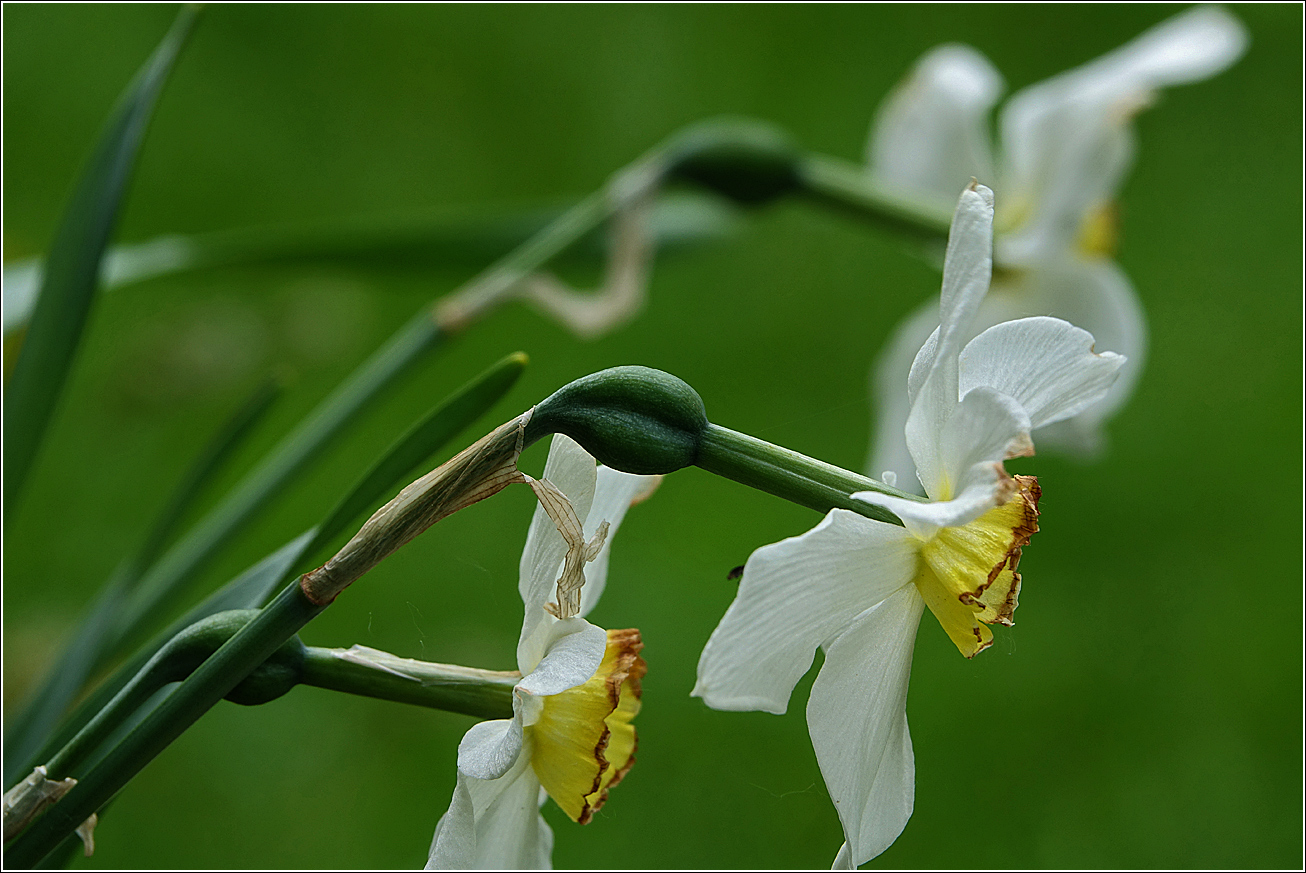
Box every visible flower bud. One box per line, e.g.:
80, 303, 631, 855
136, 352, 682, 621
665, 118, 801, 206
527, 366, 709, 475
162, 610, 306, 705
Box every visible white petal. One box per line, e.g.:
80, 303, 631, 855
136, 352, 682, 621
694, 511, 917, 714
959, 315, 1124, 432
905, 184, 994, 496
937, 386, 1032, 488
428, 738, 554, 870
427, 775, 475, 869
576, 466, 659, 619
808, 585, 924, 867
997, 111, 1134, 264
868, 44, 1003, 208
456, 717, 525, 782
998, 7, 1247, 260
518, 435, 599, 662
1058, 6, 1247, 96
517, 617, 606, 703
937, 185, 997, 358
854, 457, 1009, 542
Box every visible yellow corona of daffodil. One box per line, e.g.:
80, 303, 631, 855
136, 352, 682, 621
868, 6, 1246, 481
426, 435, 656, 869
695, 184, 1125, 867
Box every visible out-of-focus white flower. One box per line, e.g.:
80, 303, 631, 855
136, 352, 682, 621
426, 435, 657, 870
695, 185, 1124, 867
868, 6, 1246, 483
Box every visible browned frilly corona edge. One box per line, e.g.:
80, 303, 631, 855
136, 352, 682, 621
300, 411, 532, 605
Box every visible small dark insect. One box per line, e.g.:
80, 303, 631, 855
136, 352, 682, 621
726, 564, 745, 582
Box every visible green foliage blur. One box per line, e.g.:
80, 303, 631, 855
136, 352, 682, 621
3, 4, 1300, 868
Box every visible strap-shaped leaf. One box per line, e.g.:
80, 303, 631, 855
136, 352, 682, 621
2, 7, 200, 517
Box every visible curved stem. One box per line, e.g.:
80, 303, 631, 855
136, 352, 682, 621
696, 423, 923, 525
796, 151, 953, 241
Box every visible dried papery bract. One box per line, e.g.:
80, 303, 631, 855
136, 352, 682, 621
521, 474, 610, 618
433, 163, 661, 338
301, 411, 532, 605
522, 191, 656, 340
3, 767, 77, 843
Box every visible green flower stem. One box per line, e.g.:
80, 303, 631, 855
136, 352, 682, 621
299, 648, 515, 720
4, 586, 324, 868
8, 396, 537, 861
796, 151, 953, 242
696, 424, 921, 525
528, 366, 924, 523
22, 352, 526, 788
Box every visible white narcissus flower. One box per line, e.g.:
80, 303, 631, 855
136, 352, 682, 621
426, 435, 657, 870
868, 5, 1246, 482
695, 184, 1125, 868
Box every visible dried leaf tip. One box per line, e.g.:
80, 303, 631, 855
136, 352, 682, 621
301, 410, 532, 605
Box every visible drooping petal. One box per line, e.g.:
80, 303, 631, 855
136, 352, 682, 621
427, 738, 554, 870
531, 628, 645, 824
904, 183, 994, 496
427, 777, 475, 870
694, 510, 917, 714
807, 585, 925, 867
959, 315, 1125, 432
936, 386, 1033, 496
577, 466, 660, 619
517, 617, 607, 703
998, 6, 1247, 260
518, 435, 599, 666
868, 44, 1003, 209
456, 716, 526, 782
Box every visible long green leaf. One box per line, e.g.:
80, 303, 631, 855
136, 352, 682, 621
2, 7, 200, 518
2, 377, 281, 787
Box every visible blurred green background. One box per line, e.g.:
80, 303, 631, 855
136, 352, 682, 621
3, 4, 1300, 869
